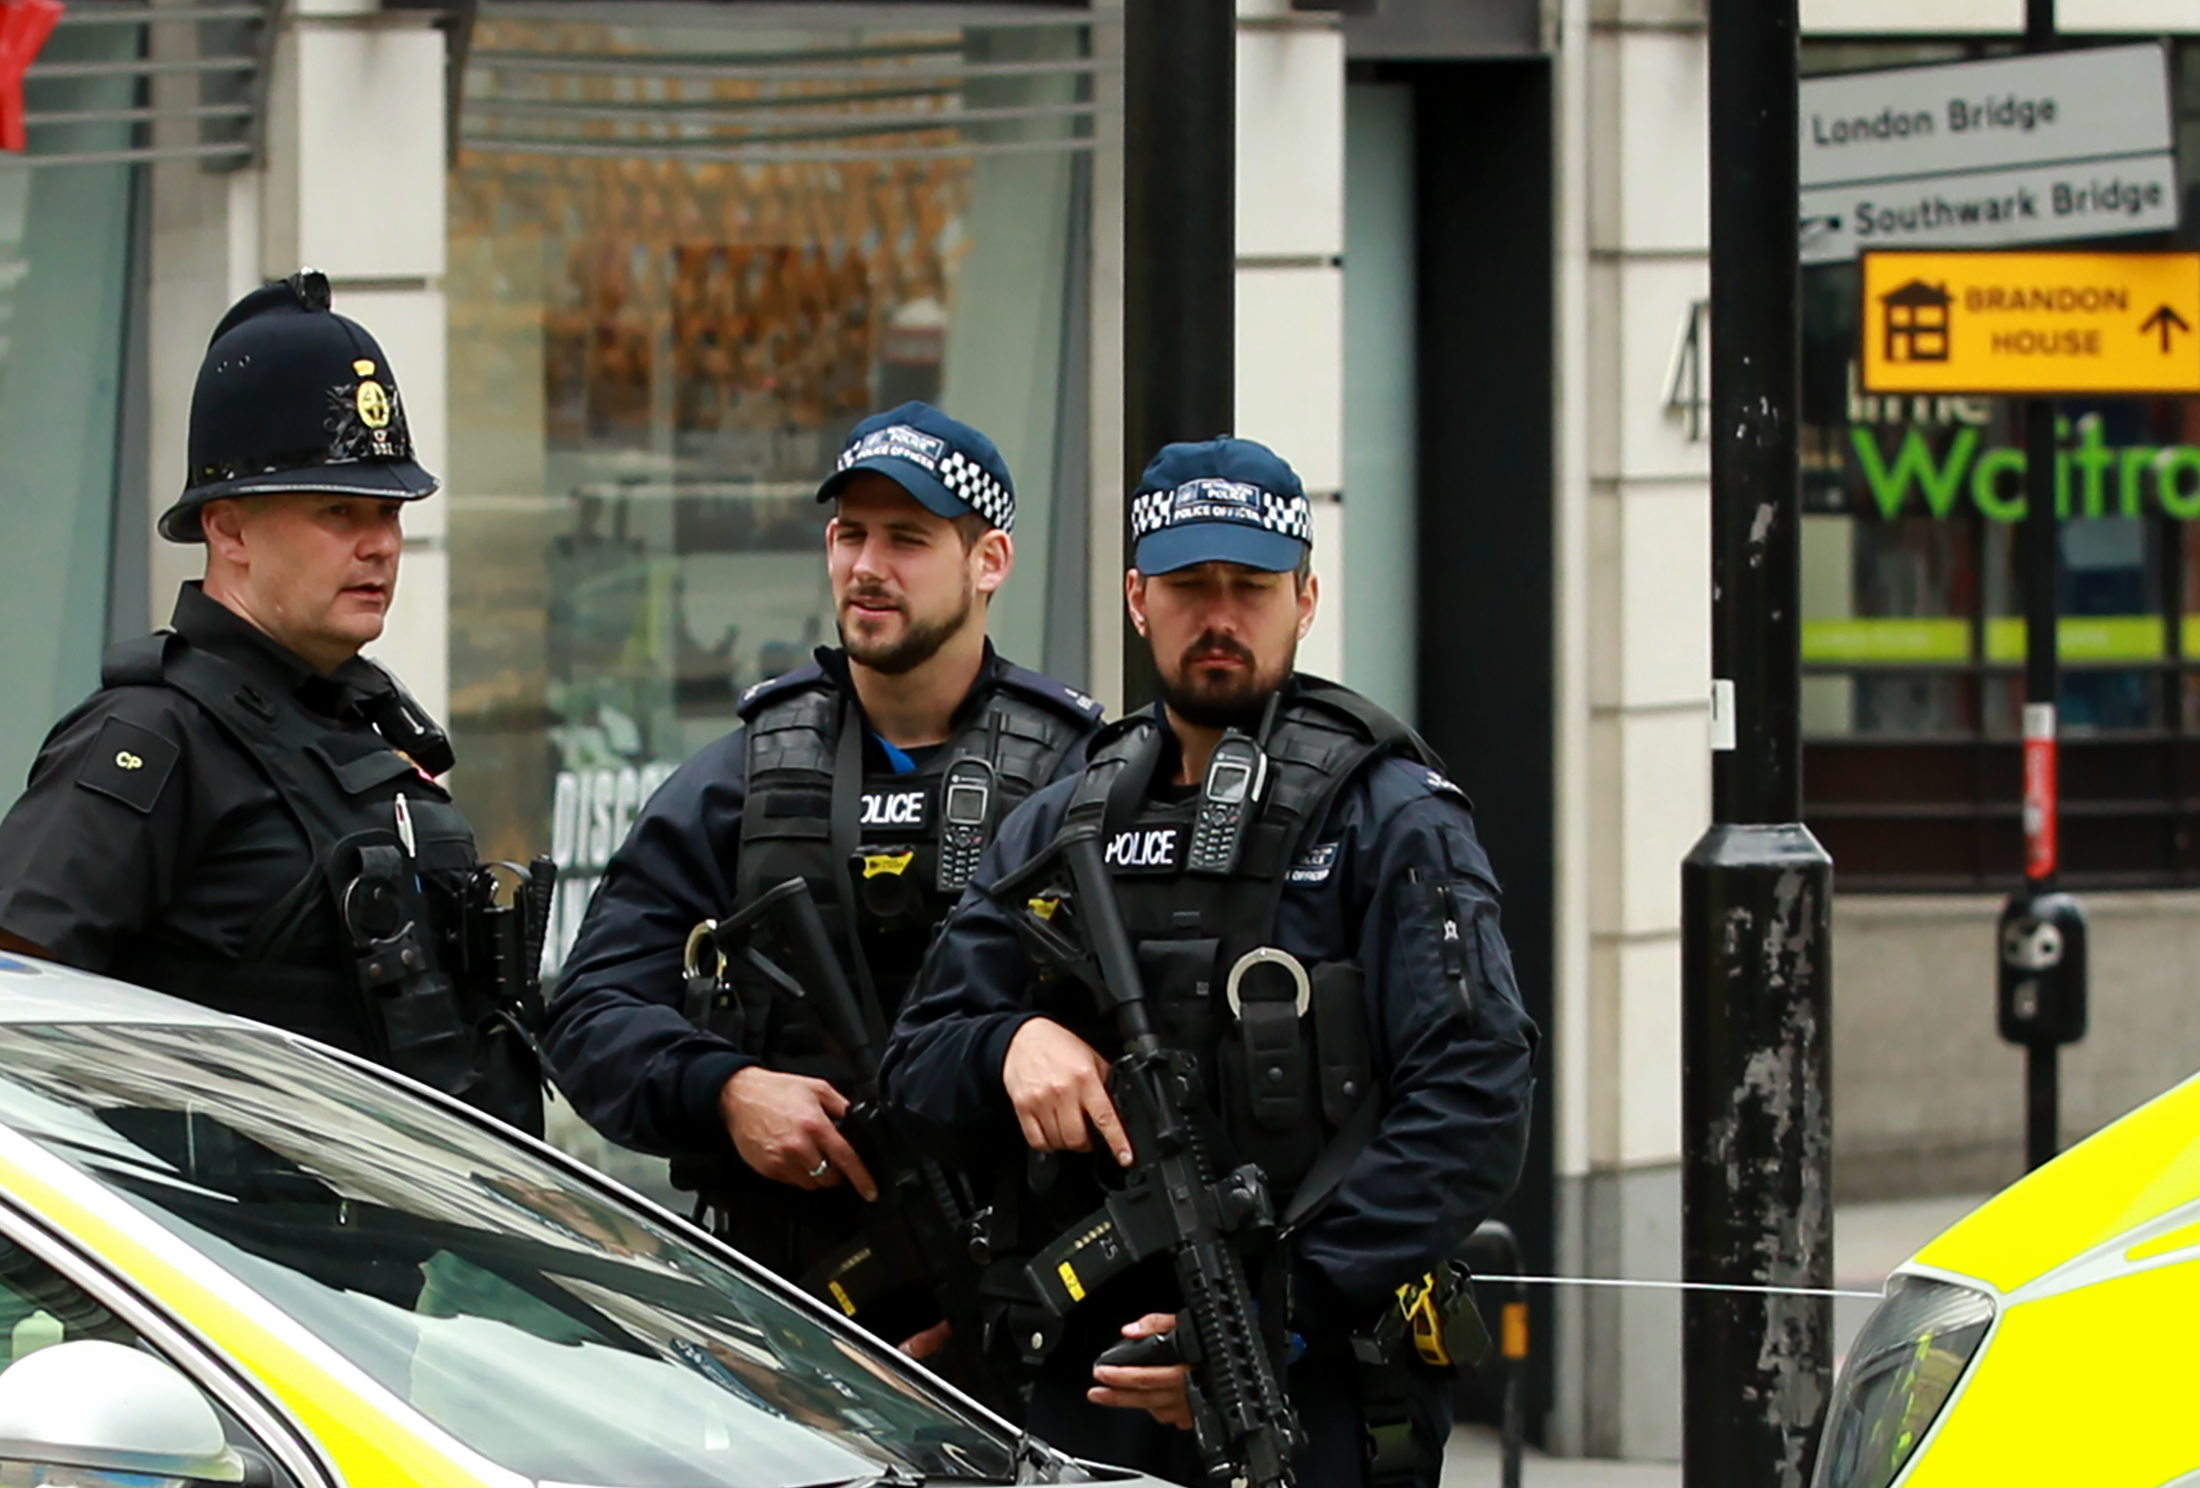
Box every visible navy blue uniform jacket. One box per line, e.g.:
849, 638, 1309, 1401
546, 647, 1100, 1157
881, 712, 1539, 1332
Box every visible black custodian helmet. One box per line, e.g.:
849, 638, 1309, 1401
160, 268, 439, 543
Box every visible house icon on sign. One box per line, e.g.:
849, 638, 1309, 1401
1882, 280, 1953, 364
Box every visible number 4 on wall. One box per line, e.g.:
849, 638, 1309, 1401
1664, 297, 1711, 445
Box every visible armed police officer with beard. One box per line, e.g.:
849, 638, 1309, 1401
0, 271, 552, 1134
545, 404, 1103, 1370
883, 438, 1538, 1486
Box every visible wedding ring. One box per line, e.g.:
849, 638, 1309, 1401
808, 1158, 832, 1178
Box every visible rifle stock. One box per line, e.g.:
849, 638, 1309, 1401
991, 826, 1302, 1488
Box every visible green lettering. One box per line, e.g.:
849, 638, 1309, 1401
2120, 444, 2156, 518
2160, 447, 2200, 521
2074, 415, 2115, 518
1850, 427, 1978, 519
1972, 446, 2027, 521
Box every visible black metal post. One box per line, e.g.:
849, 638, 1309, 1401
1683, 2, 1835, 1485
2021, 394, 2062, 1170
1120, 0, 1234, 707
2005, 0, 2085, 1176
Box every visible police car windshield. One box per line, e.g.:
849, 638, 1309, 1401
0, 1023, 1022, 1487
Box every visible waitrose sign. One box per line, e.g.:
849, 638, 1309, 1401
1799, 44, 2178, 265
1847, 417, 2200, 523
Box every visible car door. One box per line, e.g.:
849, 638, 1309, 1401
0, 1199, 340, 1488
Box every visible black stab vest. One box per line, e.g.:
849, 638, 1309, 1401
97, 632, 544, 1135
718, 663, 1097, 1082
1048, 676, 1441, 1196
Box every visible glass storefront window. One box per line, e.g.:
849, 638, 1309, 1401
0, 24, 138, 794
442, 11, 1095, 967
1799, 43, 2200, 747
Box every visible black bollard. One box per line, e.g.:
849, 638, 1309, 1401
1681, 1, 1835, 1485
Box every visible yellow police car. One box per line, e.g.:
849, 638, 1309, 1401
0, 954, 1164, 1488
1815, 1068, 2200, 1488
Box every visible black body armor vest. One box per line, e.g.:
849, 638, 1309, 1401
98, 632, 547, 1136
713, 660, 1098, 1082
1044, 676, 1440, 1200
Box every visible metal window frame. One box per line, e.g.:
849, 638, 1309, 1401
17, 0, 282, 173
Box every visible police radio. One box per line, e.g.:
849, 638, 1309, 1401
936, 756, 995, 894
1186, 731, 1268, 876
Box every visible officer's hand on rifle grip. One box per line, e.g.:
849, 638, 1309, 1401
1089, 1313, 1192, 1430
1002, 1018, 1133, 1166
718, 1066, 879, 1200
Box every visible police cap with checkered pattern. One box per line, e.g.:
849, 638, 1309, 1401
817, 401, 1016, 533
1130, 436, 1312, 576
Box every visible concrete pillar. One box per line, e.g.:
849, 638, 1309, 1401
1549, 0, 1711, 1461
1234, 1, 1345, 679
267, 1, 450, 720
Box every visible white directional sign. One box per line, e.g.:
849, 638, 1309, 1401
1799, 44, 2178, 265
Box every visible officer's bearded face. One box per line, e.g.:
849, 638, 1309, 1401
827, 476, 1010, 678
201, 494, 405, 673
1131, 560, 1317, 731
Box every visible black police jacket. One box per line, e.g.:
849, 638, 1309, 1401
0, 585, 499, 1069
545, 645, 1103, 1157
881, 691, 1540, 1338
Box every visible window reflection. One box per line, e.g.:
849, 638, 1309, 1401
442, 16, 1092, 972
0, 1024, 1017, 1487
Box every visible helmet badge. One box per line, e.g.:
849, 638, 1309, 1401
352, 359, 393, 432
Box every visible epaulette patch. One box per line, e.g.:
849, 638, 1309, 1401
75, 717, 181, 815
999, 665, 1106, 722
1420, 768, 1473, 807
736, 662, 828, 720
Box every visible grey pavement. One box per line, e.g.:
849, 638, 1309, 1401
1440, 1190, 1998, 1486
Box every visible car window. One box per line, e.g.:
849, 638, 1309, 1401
0, 1024, 1022, 1487
0, 1232, 304, 1488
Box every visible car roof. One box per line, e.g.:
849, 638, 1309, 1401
0, 954, 249, 1029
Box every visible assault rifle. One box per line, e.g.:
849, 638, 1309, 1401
988, 824, 1301, 1488
686, 878, 1018, 1412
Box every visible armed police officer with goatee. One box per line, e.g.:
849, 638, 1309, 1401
883, 438, 1538, 1486
545, 404, 1103, 1375
0, 271, 553, 1134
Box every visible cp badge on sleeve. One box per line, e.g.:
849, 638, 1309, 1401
75, 718, 180, 814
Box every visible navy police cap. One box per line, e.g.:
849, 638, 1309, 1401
818, 401, 1015, 532
1130, 437, 1312, 575
160, 269, 438, 544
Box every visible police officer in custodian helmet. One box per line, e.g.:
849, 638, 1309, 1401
0, 270, 552, 1135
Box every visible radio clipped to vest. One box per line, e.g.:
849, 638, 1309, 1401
340, 842, 473, 1096
1186, 729, 1268, 876
936, 755, 994, 893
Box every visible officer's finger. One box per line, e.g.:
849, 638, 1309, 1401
1016, 1105, 1049, 1153
1082, 1085, 1134, 1167
898, 1320, 953, 1360
809, 1079, 851, 1121
1088, 1365, 1193, 1429
817, 1125, 877, 1202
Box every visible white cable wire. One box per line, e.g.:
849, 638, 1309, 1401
1475, 1274, 1883, 1301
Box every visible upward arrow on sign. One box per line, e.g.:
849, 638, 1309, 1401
2141, 303, 2192, 355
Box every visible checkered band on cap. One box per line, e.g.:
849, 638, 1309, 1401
939, 450, 1014, 532
1131, 479, 1310, 543
1130, 488, 1177, 539
1257, 490, 1313, 541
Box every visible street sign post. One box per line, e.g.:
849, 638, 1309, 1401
1800, 43, 2177, 264
1859, 250, 2200, 396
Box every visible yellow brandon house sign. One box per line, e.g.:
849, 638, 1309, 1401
1861, 250, 2200, 396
